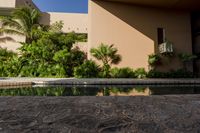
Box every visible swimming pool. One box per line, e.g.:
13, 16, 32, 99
0, 85, 200, 96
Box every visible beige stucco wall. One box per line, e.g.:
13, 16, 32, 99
0, 0, 16, 8
0, 0, 38, 9
88, 0, 192, 71
15, 0, 40, 10
0, 34, 25, 52
40, 12, 88, 34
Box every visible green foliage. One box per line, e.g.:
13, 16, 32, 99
178, 53, 197, 62
0, 47, 20, 77
74, 60, 100, 78
90, 43, 121, 78
49, 21, 64, 33
110, 67, 136, 78
134, 68, 147, 78
147, 70, 167, 78
0, 7, 41, 42
76, 33, 87, 42
148, 54, 161, 66
147, 69, 193, 78
16, 32, 86, 77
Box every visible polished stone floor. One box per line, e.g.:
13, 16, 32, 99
0, 96, 200, 133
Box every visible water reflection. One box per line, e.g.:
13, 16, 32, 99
0, 85, 200, 96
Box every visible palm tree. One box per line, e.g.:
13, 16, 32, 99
90, 43, 122, 77
0, 7, 41, 43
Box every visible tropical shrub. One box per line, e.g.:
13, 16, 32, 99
18, 31, 86, 77
0, 47, 20, 77
90, 43, 121, 78
0, 7, 41, 43
74, 60, 100, 78
178, 53, 197, 62
134, 68, 147, 78
148, 54, 161, 67
110, 67, 136, 78
147, 69, 194, 78
147, 70, 167, 78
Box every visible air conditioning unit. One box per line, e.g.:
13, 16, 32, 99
159, 41, 173, 54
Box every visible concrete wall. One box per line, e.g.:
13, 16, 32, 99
88, 0, 192, 71
15, 0, 40, 10
0, 0, 16, 8
40, 12, 88, 34
0, 34, 25, 52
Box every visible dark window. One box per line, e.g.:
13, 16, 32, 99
157, 28, 165, 44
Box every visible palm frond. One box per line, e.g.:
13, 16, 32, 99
31, 9, 40, 24
0, 36, 15, 43
0, 28, 24, 36
12, 7, 32, 31
0, 17, 24, 32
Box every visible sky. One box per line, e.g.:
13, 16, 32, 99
33, 0, 88, 13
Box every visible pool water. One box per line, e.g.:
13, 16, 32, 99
0, 85, 200, 96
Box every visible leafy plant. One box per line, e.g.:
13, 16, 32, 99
178, 53, 197, 62
90, 43, 121, 78
147, 69, 193, 78
110, 67, 136, 78
0, 7, 41, 43
74, 60, 100, 78
148, 54, 161, 67
134, 68, 147, 78
0, 47, 20, 77
49, 21, 64, 33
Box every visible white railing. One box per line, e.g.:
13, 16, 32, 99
159, 41, 173, 54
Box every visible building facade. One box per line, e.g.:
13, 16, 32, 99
88, 0, 200, 74
1, 0, 200, 75
0, 0, 88, 51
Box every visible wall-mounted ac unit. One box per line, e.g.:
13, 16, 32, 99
159, 41, 173, 54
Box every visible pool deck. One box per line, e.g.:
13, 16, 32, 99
0, 78, 200, 87
0, 78, 200, 132
0, 95, 200, 132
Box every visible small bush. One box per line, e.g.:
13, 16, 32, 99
147, 69, 194, 78
74, 60, 100, 78
110, 67, 136, 78
0, 47, 20, 77
134, 68, 147, 78
147, 70, 167, 78
148, 54, 161, 66
169, 69, 193, 78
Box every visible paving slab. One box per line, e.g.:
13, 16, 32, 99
0, 96, 200, 132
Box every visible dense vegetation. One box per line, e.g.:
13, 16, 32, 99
0, 7, 194, 78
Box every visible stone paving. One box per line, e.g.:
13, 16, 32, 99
0, 96, 200, 132
1, 78, 200, 87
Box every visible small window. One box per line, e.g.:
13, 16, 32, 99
68, 28, 71, 30
157, 28, 166, 44
77, 28, 79, 30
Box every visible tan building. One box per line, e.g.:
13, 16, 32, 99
1, 0, 200, 75
88, 0, 200, 74
0, 0, 88, 52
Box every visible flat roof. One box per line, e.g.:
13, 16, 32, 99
100, 0, 200, 11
